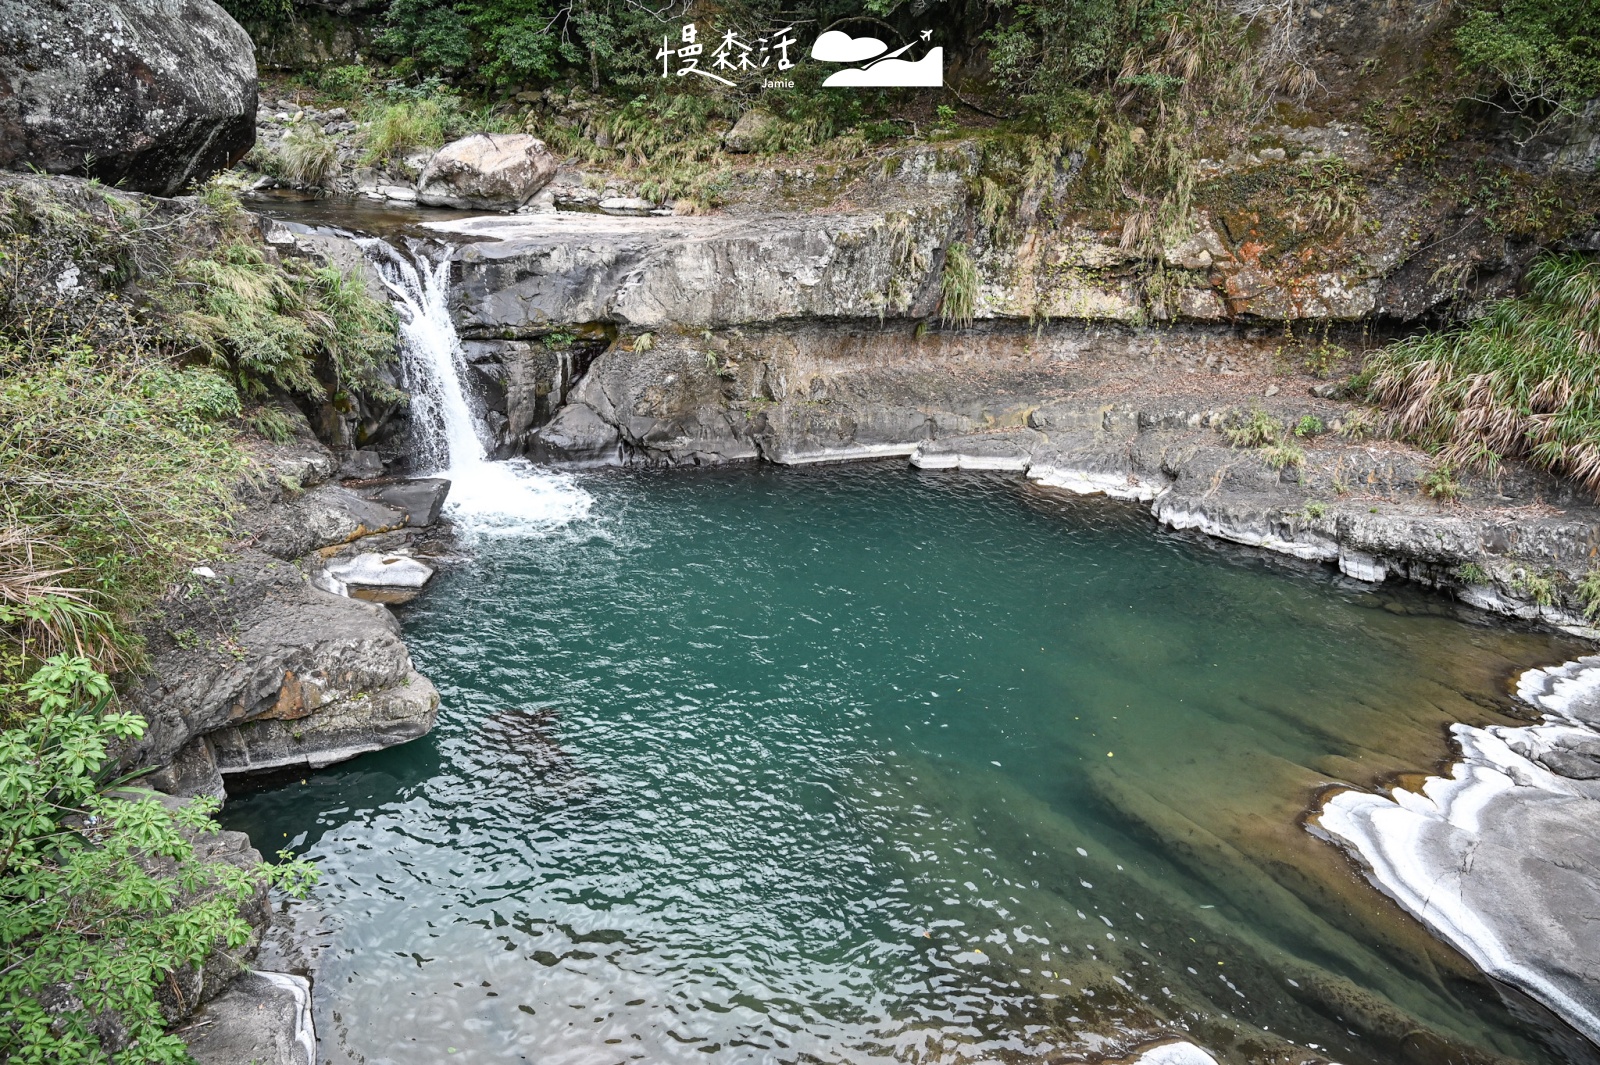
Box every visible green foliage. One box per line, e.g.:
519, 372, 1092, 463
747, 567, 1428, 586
1455, 0, 1600, 113
377, 0, 801, 92
1288, 158, 1364, 234
278, 123, 341, 189
168, 243, 397, 401
1456, 561, 1490, 585
1304, 501, 1328, 519
1578, 568, 1600, 620
984, 0, 1268, 244
1511, 568, 1556, 607
1295, 415, 1325, 438
1264, 439, 1306, 470
1226, 407, 1284, 448
940, 243, 979, 329
314, 64, 378, 98
1362, 253, 1600, 494
0, 656, 316, 1062
1422, 462, 1464, 501
214, 0, 292, 27
0, 178, 394, 687
361, 93, 473, 167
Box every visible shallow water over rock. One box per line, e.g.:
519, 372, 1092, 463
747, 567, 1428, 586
225, 465, 1588, 1064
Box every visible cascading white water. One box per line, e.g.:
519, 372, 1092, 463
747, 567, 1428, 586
359, 237, 592, 535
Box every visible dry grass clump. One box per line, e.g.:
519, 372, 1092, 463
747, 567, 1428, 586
1363, 253, 1600, 493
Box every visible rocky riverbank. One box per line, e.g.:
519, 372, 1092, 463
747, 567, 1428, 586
130, 412, 456, 1063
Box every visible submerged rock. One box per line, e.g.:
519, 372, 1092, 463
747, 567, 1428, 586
0, 0, 257, 195
417, 133, 557, 210
1314, 657, 1600, 1047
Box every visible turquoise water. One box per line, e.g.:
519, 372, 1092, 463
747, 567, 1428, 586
225, 465, 1586, 1065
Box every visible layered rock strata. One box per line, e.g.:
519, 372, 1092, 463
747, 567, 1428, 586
133, 431, 445, 797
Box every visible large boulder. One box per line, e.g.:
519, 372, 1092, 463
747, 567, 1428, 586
416, 133, 557, 210
0, 0, 258, 196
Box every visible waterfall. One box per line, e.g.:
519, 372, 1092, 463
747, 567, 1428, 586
359, 237, 592, 535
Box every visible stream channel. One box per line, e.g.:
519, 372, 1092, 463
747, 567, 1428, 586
229, 205, 1591, 1065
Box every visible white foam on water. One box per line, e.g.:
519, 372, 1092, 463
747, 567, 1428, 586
358, 237, 593, 538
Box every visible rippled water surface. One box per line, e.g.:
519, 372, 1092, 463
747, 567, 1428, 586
225, 465, 1586, 1065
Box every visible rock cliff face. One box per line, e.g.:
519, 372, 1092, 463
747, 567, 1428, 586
0, 0, 257, 195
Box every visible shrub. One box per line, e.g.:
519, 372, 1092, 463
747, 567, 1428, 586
1422, 462, 1464, 501
1579, 568, 1600, 619
1362, 253, 1600, 494
1456, 561, 1490, 585
0, 655, 316, 1061
1295, 415, 1325, 438
1455, 0, 1600, 113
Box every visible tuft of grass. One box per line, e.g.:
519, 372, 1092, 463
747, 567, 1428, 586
1226, 407, 1284, 448
1362, 253, 1600, 494
1265, 439, 1306, 470
278, 123, 340, 188
940, 243, 979, 329
358, 90, 514, 169
167, 243, 396, 400
1456, 561, 1490, 585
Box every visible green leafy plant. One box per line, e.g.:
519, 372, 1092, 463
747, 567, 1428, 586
0, 656, 316, 1062
1456, 561, 1490, 585
940, 242, 979, 329
1362, 253, 1600, 493
1454, 0, 1600, 114
1511, 568, 1556, 607
1422, 462, 1464, 501
1578, 567, 1600, 620
1295, 415, 1325, 438
1226, 407, 1284, 448
1305, 501, 1328, 518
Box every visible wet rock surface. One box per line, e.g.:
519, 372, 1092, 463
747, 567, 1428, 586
0, 0, 257, 194
131, 434, 447, 788
1316, 658, 1600, 1051
180, 970, 316, 1065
